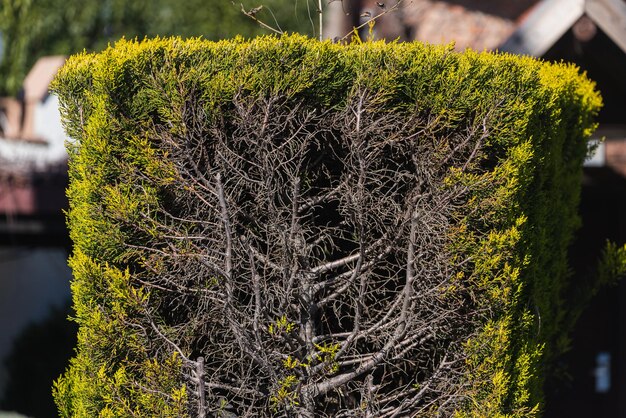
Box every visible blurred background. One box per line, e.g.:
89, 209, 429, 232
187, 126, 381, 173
0, 0, 625, 416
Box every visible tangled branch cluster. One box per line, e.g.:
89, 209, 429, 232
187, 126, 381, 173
122, 90, 493, 417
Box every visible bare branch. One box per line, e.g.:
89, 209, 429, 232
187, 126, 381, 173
239, 3, 284, 35
129, 90, 495, 415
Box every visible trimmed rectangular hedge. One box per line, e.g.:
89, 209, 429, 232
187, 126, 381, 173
52, 35, 600, 417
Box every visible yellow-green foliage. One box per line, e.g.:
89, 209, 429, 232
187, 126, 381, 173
53, 35, 601, 416
53, 251, 187, 417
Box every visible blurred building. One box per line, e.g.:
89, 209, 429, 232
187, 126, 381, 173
0, 55, 69, 244
328, 0, 626, 416
0, 56, 72, 407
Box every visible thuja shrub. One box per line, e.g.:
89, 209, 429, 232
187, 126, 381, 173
52, 35, 601, 417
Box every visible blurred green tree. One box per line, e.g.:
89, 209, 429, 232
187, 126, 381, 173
0, 0, 313, 95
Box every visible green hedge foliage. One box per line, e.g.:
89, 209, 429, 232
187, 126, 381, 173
52, 35, 601, 417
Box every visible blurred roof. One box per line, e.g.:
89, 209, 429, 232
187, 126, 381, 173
328, 0, 541, 50
400, 0, 540, 51
501, 0, 626, 55
328, 0, 626, 54
23, 56, 66, 102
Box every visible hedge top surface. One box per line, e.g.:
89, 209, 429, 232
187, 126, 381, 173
54, 34, 600, 147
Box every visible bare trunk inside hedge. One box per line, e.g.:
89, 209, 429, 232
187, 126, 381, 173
118, 91, 495, 416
